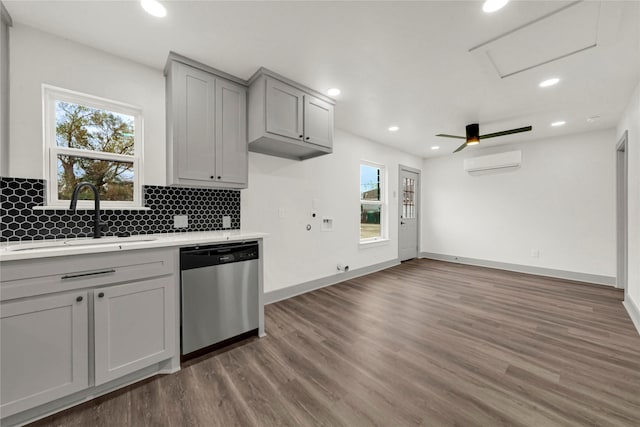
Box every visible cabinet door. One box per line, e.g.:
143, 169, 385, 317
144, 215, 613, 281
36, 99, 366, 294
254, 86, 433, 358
94, 276, 175, 386
265, 77, 304, 141
215, 79, 247, 185
1, 292, 89, 417
175, 63, 216, 183
304, 95, 334, 149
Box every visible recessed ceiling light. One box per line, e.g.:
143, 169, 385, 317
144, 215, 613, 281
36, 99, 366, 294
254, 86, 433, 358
539, 78, 560, 88
327, 88, 341, 97
141, 0, 166, 17
483, 0, 509, 13
388, 126, 399, 132
431, 146, 440, 150
551, 121, 566, 127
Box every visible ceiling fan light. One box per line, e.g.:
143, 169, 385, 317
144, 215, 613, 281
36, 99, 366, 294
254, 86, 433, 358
465, 123, 480, 145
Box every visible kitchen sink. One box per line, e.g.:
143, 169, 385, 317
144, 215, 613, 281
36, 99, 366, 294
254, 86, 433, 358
5, 236, 158, 252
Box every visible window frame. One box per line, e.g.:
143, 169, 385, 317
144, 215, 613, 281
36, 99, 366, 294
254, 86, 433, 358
42, 84, 144, 209
359, 160, 387, 244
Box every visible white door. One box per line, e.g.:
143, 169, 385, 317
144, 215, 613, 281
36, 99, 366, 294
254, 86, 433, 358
265, 77, 304, 141
399, 167, 420, 261
303, 95, 333, 149
616, 132, 628, 290
1, 292, 89, 417
94, 276, 175, 386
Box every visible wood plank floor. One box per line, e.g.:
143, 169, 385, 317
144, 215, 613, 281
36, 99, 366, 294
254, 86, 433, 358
30, 259, 640, 427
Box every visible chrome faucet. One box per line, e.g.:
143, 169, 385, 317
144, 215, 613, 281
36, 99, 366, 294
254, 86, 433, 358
69, 182, 106, 239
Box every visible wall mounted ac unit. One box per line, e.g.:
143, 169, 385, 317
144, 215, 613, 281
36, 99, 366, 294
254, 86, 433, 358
463, 150, 522, 173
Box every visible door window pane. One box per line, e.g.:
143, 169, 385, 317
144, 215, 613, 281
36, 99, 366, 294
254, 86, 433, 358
403, 177, 416, 219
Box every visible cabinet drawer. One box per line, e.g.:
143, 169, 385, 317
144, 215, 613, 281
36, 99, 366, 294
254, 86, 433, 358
0, 248, 177, 301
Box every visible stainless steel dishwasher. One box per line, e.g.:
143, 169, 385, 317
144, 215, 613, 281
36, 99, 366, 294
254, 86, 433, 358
180, 241, 259, 356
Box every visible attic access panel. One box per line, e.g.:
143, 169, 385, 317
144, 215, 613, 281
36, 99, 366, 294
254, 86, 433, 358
470, 1, 607, 78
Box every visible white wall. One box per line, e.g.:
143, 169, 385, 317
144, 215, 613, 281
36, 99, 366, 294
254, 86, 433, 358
7, 25, 424, 294
8, 24, 166, 185
242, 129, 422, 293
421, 129, 617, 278
617, 81, 640, 320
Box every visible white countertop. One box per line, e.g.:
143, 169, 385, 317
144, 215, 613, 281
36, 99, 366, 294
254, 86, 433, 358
0, 231, 267, 262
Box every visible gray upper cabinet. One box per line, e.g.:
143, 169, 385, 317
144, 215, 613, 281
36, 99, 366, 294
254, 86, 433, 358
248, 69, 335, 161
304, 95, 333, 149
166, 54, 248, 189
216, 79, 248, 185
265, 77, 304, 140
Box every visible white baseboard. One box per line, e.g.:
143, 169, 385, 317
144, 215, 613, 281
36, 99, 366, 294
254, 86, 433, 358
623, 294, 640, 336
264, 259, 400, 304
420, 252, 616, 287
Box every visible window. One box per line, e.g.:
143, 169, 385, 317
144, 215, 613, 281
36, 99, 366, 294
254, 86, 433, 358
43, 85, 143, 208
360, 162, 385, 242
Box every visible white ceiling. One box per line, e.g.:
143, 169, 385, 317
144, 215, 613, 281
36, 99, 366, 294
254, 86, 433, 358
5, 0, 640, 158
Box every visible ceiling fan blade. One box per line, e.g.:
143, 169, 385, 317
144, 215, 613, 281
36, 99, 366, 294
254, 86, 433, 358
436, 133, 466, 139
479, 126, 532, 139
453, 141, 468, 153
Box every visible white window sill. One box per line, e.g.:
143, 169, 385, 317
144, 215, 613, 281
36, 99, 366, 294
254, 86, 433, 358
33, 206, 151, 211
359, 238, 390, 248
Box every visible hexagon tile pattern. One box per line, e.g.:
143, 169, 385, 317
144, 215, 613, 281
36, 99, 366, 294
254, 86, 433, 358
0, 177, 240, 242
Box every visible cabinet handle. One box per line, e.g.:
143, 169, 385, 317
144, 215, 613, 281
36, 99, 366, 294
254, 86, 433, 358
76, 296, 83, 302
210, 176, 214, 179
98, 292, 105, 298
217, 176, 221, 180
299, 135, 303, 138
306, 137, 310, 140
61, 269, 116, 280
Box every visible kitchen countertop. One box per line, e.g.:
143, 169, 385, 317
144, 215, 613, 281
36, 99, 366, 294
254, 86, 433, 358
0, 230, 267, 262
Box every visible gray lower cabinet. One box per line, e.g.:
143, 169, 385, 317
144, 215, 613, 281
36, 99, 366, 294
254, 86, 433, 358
166, 56, 248, 189
0, 248, 178, 424
94, 276, 175, 385
248, 69, 335, 160
0, 292, 89, 417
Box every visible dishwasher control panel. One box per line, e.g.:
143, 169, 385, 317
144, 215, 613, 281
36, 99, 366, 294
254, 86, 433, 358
180, 241, 259, 270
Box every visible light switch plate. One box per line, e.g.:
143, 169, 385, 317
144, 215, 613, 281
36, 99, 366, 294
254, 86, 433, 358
222, 216, 231, 228
174, 215, 188, 228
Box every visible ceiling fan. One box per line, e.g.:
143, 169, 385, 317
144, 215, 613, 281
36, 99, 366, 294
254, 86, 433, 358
436, 123, 533, 153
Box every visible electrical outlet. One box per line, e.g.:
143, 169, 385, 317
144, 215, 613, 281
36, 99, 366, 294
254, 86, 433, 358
174, 215, 188, 228
278, 208, 285, 219
531, 249, 540, 258
222, 216, 231, 228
